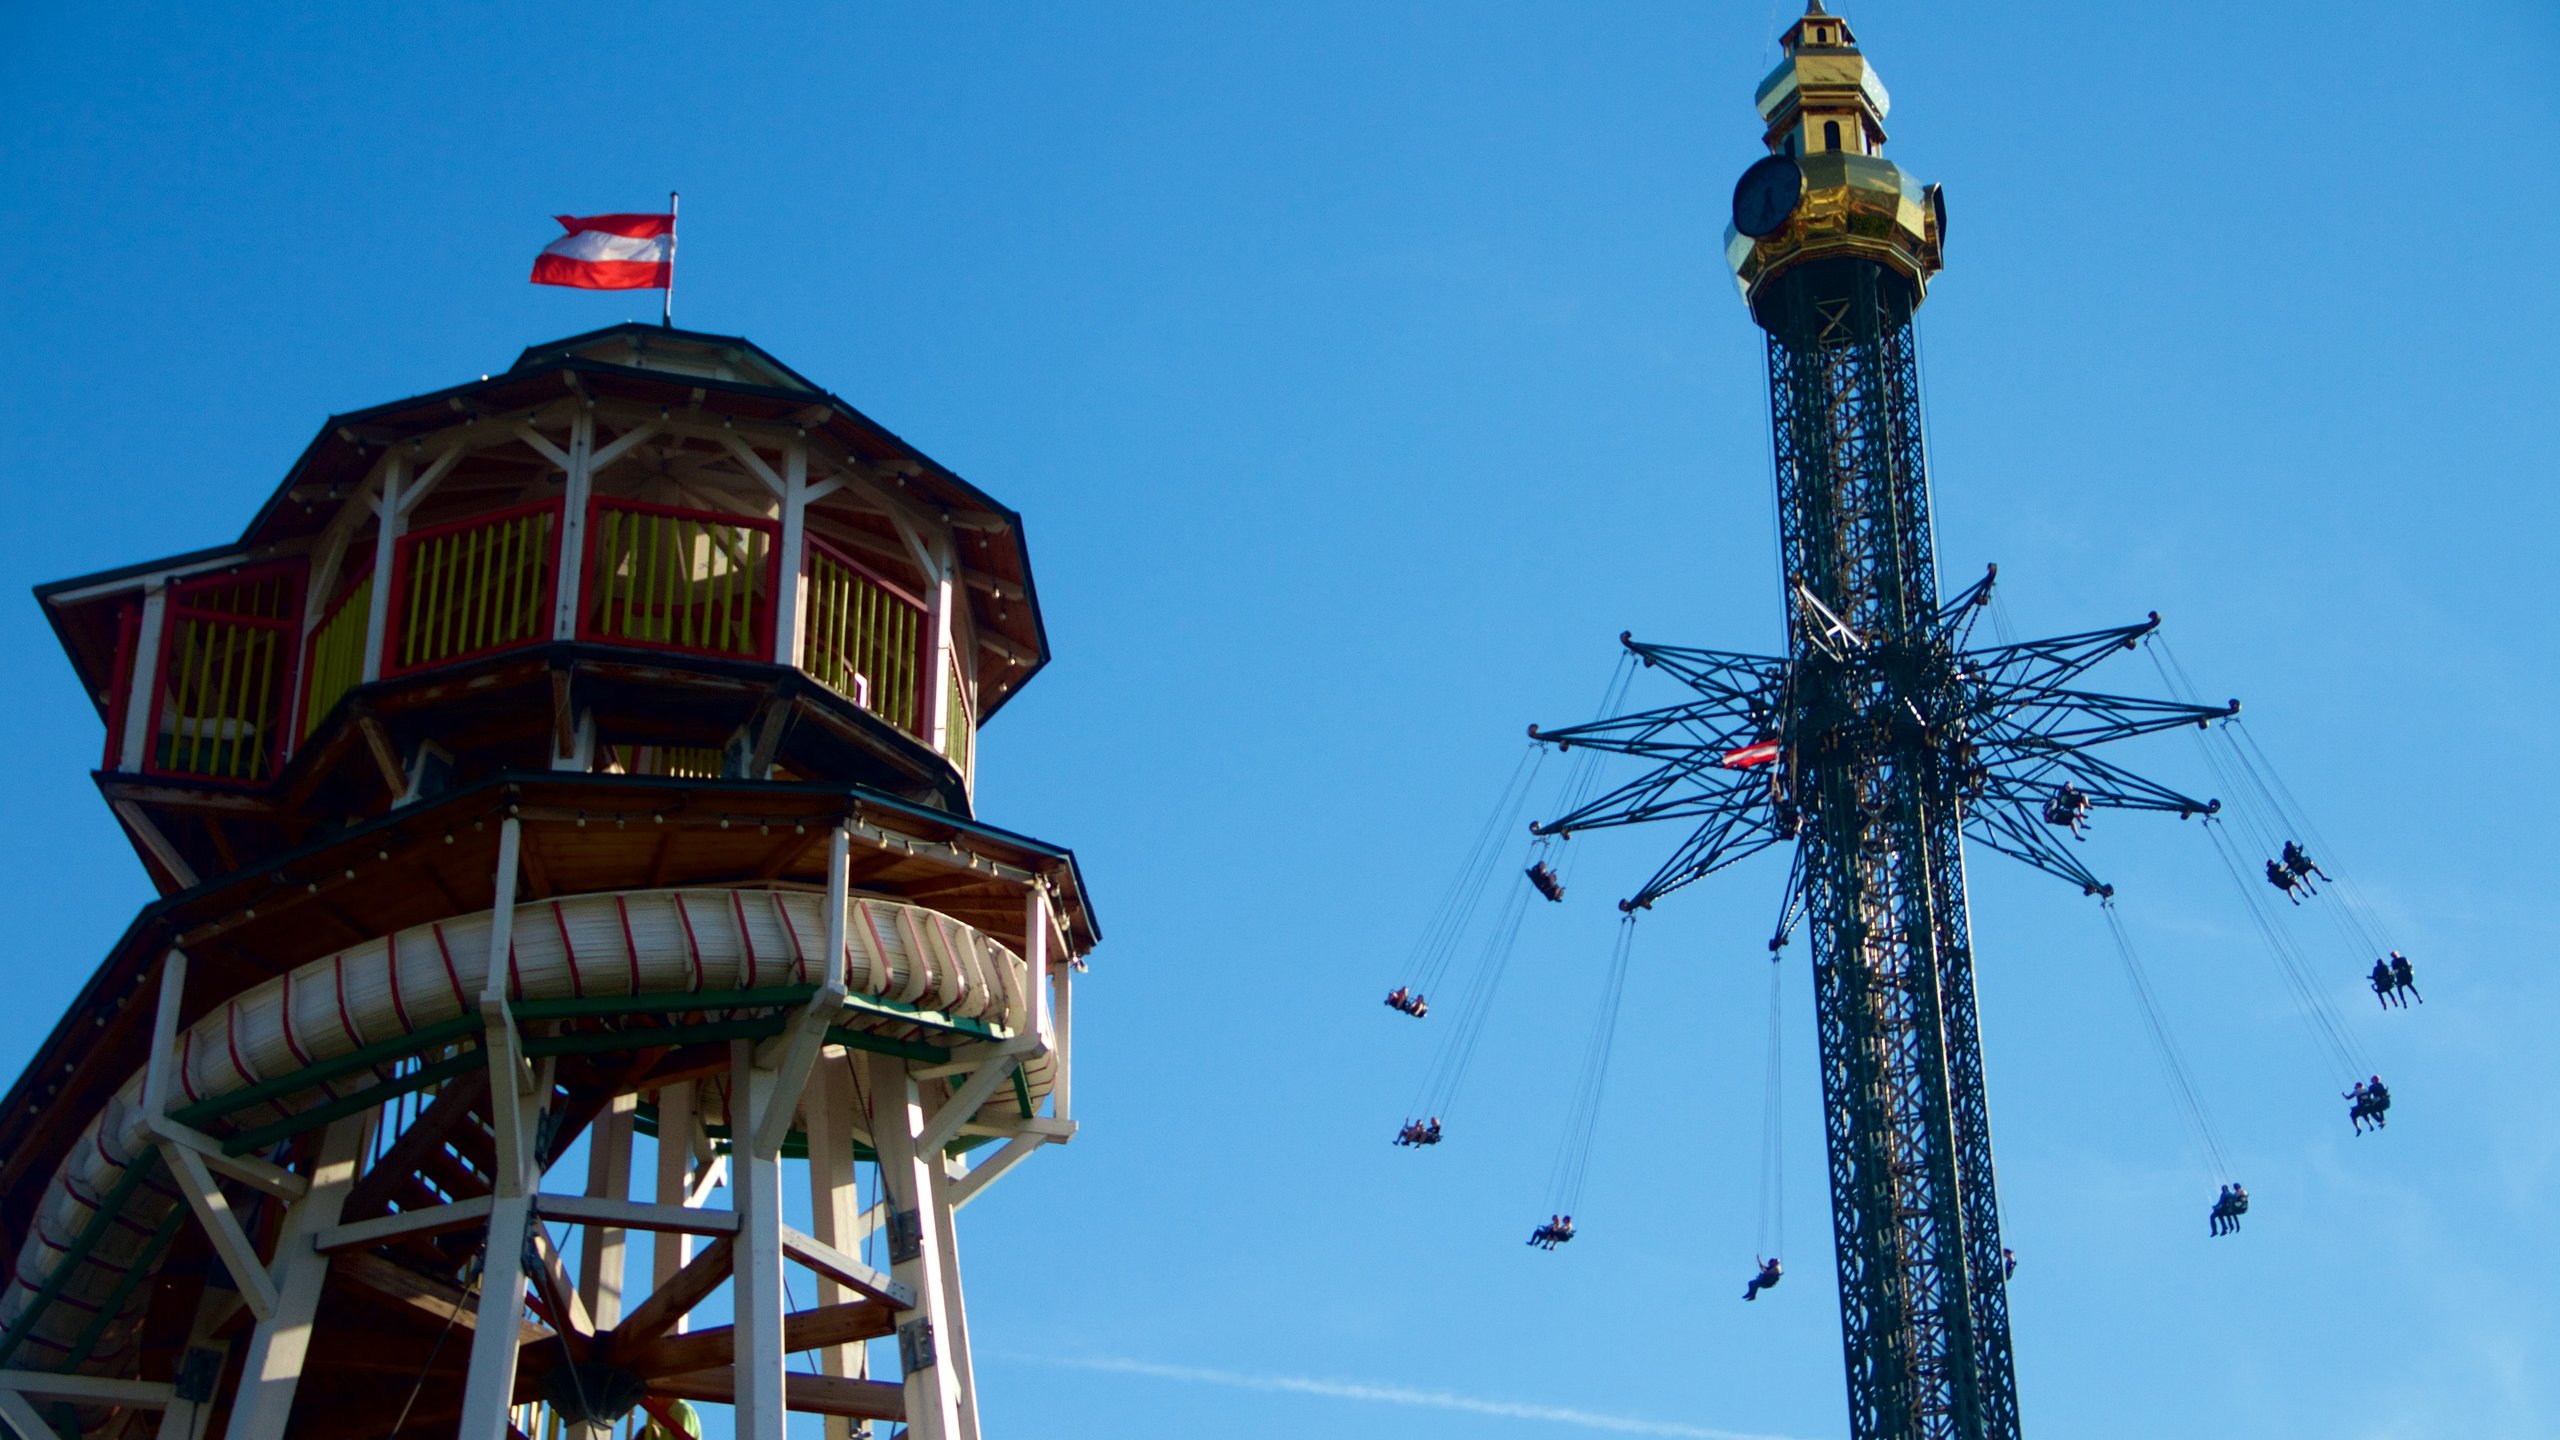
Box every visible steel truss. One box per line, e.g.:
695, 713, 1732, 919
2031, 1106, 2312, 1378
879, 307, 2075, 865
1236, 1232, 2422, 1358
1528, 260, 2227, 1440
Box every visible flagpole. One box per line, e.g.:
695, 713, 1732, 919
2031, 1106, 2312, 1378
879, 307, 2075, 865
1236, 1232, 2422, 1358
663, 190, 679, 328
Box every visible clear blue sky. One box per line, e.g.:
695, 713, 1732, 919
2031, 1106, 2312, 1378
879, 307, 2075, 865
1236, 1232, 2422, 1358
4, 3, 2556, 1437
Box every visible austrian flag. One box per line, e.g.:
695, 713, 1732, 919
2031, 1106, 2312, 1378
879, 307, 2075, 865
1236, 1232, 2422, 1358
1722, 740, 1781, 769
530, 212, 675, 290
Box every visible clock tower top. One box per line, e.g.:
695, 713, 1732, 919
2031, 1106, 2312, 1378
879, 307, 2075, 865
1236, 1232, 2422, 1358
1725, 2, 1945, 328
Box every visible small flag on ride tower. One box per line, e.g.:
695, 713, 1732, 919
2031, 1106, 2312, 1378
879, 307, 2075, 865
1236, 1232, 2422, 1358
1722, 740, 1781, 768
530, 193, 681, 323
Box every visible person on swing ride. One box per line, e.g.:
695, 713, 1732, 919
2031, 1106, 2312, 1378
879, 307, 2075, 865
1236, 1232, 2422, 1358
1525, 859, 1566, 903
2390, 951, 2422, 1004
2265, 858, 2306, 904
2369, 957, 2399, 1010
2210, 1184, 2233, 1236
2043, 783, 2091, 838
1744, 1256, 1783, 1301
2002, 1248, 2018, 1281
2282, 840, 2332, 885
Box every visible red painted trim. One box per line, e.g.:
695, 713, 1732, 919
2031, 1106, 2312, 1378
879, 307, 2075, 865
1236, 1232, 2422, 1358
103, 600, 139, 770
140, 559, 308, 786
579, 495, 782, 661
384, 499, 565, 677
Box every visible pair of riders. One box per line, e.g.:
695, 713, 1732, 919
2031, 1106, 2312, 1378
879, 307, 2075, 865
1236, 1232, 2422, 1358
1527, 1215, 1575, 1249
1394, 1117, 1443, 1147
2368, 951, 2422, 1009
2209, 1183, 2251, 1236
2345, 1076, 2392, 1133
2264, 840, 2331, 904
1384, 986, 1429, 1018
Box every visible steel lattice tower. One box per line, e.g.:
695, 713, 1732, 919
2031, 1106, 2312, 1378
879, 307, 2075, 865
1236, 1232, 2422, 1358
1524, 8, 2234, 1437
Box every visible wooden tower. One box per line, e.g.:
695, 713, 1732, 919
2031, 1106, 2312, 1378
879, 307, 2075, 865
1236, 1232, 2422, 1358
0, 325, 1096, 1440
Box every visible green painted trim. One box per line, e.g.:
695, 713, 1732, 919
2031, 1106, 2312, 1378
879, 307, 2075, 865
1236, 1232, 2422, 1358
525, 1016, 784, 1058
1010, 1065, 1035, 1120
837, 989, 1004, 1040
514, 986, 818, 1021
169, 1014, 483, 1130
819, 1027, 949, 1064
59, 1205, 187, 1371
0, 1151, 166, 1369
222, 1050, 482, 1156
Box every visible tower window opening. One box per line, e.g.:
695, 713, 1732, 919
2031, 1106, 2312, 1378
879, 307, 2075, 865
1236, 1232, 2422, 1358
1824, 120, 1841, 151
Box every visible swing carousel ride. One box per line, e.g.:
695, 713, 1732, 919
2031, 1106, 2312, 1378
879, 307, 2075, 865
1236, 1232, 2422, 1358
1380, 9, 2420, 1440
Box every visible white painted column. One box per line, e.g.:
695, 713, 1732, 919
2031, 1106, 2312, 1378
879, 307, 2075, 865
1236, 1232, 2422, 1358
579, 1093, 637, 1329
1051, 956, 1075, 1124
360, 455, 409, 681
552, 411, 596, 642
774, 443, 809, 667
924, 1162, 981, 1440
225, 1115, 372, 1440
650, 1081, 700, 1331
729, 1044, 787, 1440
924, 563, 954, 757
861, 1054, 963, 1440
460, 818, 545, 1440
117, 586, 168, 774
1026, 885, 1053, 1049
804, 1058, 865, 1440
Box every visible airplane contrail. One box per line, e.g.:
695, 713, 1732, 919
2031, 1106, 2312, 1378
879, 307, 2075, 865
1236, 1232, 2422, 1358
1026, 1355, 1808, 1440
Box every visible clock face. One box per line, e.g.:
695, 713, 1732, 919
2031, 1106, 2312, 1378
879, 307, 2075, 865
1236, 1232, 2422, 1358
1732, 155, 1805, 240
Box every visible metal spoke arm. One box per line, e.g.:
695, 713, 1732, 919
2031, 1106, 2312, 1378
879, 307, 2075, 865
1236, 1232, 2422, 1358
1530, 699, 1767, 761
1617, 636, 1790, 704
1974, 739, 2217, 817
1965, 686, 2236, 749
1959, 615, 2161, 695
1963, 800, 2114, 895
1533, 761, 1766, 838
1621, 802, 1788, 911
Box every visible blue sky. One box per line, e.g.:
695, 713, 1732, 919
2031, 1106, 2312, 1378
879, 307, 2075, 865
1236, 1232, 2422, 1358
4, 3, 2556, 1437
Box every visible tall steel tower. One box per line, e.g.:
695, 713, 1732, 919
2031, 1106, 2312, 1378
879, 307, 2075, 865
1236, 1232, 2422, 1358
1525, 8, 2232, 1437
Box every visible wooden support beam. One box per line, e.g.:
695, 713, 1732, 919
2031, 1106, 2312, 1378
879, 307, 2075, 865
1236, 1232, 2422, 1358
0, 1371, 175, 1407
162, 1144, 280, 1321
613, 1300, 894, 1381
228, 1116, 369, 1440
335, 1253, 546, 1344
610, 1235, 735, 1344
534, 1195, 739, 1237
316, 1194, 495, 1253
342, 1069, 491, 1220
778, 1227, 914, 1310
648, 1369, 906, 1424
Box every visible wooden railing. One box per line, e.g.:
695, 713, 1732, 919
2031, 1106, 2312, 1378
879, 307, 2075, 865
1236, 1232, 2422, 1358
801, 538, 926, 735
388, 501, 560, 673
299, 570, 371, 738
582, 499, 777, 659
148, 565, 303, 783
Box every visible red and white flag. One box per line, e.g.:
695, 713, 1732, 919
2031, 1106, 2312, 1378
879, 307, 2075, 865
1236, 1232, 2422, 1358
530, 212, 675, 290
1722, 740, 1781, 768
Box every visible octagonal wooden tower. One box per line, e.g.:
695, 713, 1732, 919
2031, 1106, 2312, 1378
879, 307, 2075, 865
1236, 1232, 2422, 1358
0, 326, 1096, 1440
